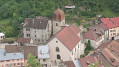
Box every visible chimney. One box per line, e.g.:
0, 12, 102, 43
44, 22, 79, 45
33, 19, 34, 24
99, 59, 102, 65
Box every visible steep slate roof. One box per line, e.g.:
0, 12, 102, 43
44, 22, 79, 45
38, 45, 50, 59
79, 56, 100, 67
52, 8, 65, 21
64, 61, 75, 67
56, 25, 81, 51
0, 48, 24, 61
5, 45, 38, 59
73, 60, 81, 67
101, 18, 115, 29
17, 38, 31, 43
83, 29, 103, 41
23, 17, 49, 29
98, 23, 108, 30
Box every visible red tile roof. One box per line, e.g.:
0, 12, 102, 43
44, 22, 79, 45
83, 29, 102, 41
17, 38, 31, 43
102, 48, 119, 66
79, 56, 100, 67
52, 8, 65, 21
56, 25, 81, 51
110, 17, 119, 27
107, 40, 119, 54
96, 41, 112, 50
98, 23, 108, 30
101, 18, 115, 29
64, 61, 75, 67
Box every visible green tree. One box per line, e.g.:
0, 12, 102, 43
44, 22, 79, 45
84, 40, 93, 55
26, 54, 42, 67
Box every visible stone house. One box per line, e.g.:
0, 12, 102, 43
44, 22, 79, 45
21, 16, 52, 44
47, 25, 85, 61
83, 28, 104, 48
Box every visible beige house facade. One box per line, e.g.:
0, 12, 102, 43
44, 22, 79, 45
47, 25, 85, 61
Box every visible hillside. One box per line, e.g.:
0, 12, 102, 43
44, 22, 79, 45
0, 0, 119, 37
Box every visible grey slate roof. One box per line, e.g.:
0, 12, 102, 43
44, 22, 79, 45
38, 45, 50, 59
23, 17, 49, 29
0, 48, 24, 61
73, 60, 81, 67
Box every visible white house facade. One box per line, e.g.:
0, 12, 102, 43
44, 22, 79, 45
0, 32, 5, 41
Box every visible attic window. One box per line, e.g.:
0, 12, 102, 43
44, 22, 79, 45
56, 41, 58, 43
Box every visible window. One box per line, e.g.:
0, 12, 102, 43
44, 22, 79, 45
56, 23, 58, 26
43, 59, 46, 62
56, 47, 60, 52
35, 35, 36, 37
56, 41, 58, 43
78, 44, 79, 48
72, 52, 73, 55
35, 39, 37, 41
26, 28, 30, 31
113, 33, 116, 35
26, 34, 30, 37
75, 48, 76, 52
35, 31, 36, 33
57, 54, 61, 59
21, 63, 23, 66
42, 35, 43, 38
38, 39, 40, 42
